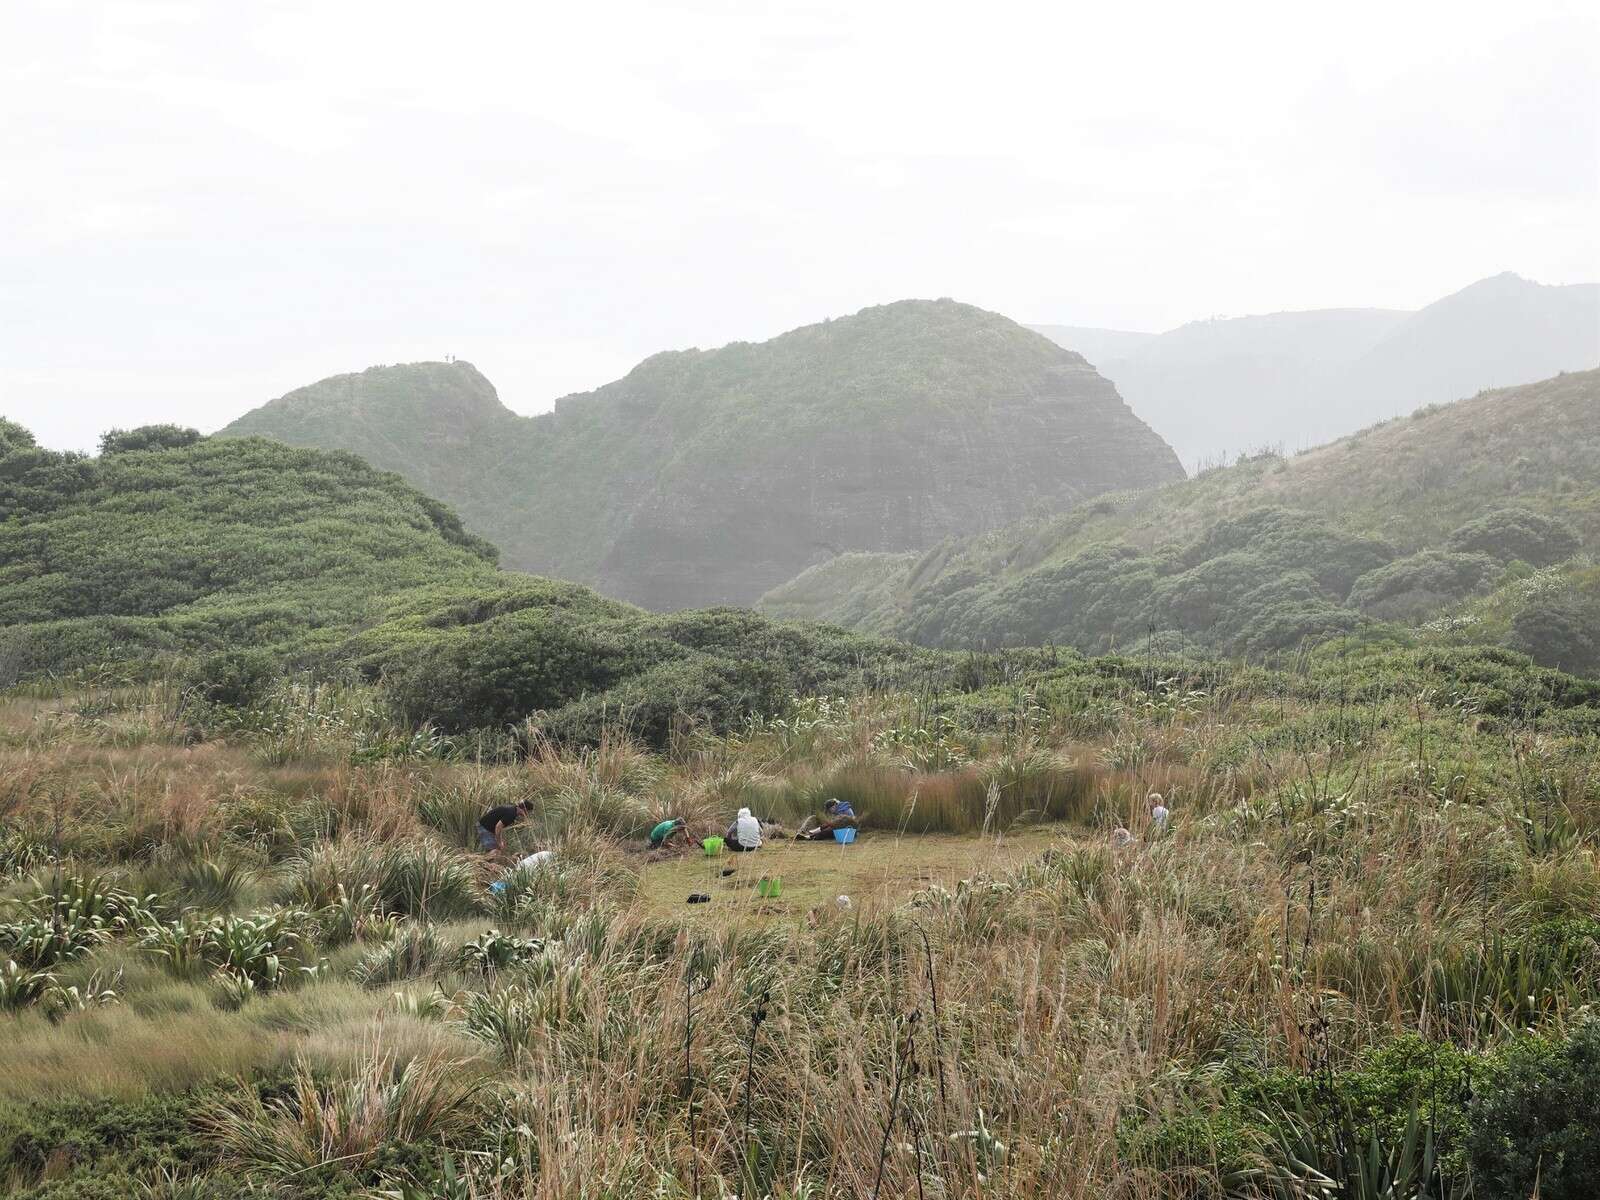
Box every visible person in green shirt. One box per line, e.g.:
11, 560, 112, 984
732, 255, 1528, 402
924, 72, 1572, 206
648, 817, 688, 849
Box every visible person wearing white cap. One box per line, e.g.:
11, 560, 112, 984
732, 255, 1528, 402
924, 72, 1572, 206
1149, 793, 1170, 832
725, 807, 763, 852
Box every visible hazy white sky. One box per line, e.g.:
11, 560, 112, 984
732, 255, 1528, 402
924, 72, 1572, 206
4, 0, 1597, 451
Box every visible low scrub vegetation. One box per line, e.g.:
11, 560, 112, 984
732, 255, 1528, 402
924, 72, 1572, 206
2, 641, 1598, 1197
762, 370, 1600, 675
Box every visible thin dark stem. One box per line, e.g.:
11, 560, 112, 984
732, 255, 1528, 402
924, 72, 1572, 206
681, 964, 710, 1197
905, 1024, 927, 1200
743, 988, 769, 1146
871, 1011, 919, 1200
917, 926, 948, 1119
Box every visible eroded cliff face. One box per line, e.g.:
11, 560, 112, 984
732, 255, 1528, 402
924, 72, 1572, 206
224, 300, 1185, 609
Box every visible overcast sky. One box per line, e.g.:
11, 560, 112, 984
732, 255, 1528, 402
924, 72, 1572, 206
4, 0, 1597, 451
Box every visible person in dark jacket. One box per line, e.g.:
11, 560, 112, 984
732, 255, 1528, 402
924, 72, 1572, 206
478, 799, 533, 854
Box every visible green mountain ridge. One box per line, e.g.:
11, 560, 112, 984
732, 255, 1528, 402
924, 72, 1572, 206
759, 368, 1600, 673
221, 299, 1185, 609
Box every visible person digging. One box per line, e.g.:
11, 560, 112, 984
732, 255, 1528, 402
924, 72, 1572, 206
648, 816, 689, 850
795, 798, 858, 841
478, 798, 533, 857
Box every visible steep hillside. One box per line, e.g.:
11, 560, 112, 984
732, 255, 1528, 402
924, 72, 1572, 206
1033, 274, 1599, 466
221, 360, 525, 518
761, 369, 1600, 669
0, 422, 500, 676
222, 300, 1185, 609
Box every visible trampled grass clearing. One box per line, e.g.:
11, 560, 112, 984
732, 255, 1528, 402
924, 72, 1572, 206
631, 823, 1071, 921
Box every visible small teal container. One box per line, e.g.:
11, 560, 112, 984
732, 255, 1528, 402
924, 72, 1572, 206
833, 827, 857, 844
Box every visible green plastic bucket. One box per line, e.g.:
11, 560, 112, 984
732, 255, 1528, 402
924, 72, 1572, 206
702, 836, 724, 856
756, 876, 782, 899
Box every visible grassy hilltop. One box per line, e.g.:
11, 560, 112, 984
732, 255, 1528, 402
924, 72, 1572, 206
763, 369, 1600, 673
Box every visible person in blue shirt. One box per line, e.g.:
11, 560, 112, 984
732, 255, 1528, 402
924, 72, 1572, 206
795, 798, 858, 841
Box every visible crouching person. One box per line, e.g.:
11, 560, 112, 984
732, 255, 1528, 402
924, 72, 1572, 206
648, 817, 689, 850
725, 807, 763, 852
478, 799, 533, 856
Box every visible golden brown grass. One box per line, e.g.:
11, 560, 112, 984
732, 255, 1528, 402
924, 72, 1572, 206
2, 679, 1597, 1196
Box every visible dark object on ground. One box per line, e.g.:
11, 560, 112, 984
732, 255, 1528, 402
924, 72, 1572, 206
687, 893, 710, 904
721, 869, 735, 877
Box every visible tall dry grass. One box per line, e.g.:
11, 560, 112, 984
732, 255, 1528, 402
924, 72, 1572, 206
2, 678, 1598, 1196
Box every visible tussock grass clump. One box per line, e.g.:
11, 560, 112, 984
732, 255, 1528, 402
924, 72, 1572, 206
353, 924, 447, 989
793, 748, 1095, 834
202, 1045, 487, 1183
279, 836, 483, 920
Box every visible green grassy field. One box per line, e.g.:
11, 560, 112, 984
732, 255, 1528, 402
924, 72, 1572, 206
631, 825, 1067, 922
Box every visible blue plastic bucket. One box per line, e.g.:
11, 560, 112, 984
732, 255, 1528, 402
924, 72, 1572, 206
833, 827, 857, 844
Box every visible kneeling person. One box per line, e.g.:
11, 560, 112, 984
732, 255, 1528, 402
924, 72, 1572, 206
648, 817, 688, 849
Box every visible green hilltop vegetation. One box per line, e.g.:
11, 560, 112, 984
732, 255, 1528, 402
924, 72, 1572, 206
762, 368, 1600, 675
0, 419, 499, 675
0, 416, 952, 744
221, 299, 1184, 609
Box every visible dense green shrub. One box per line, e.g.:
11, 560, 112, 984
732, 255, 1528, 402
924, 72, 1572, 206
1508, 594, 1600, 676
1462, 1018, 1600, 1199
1446, 507, 1582, 567
1347, 550, 1500, 622
0, 416, 36, 455
0, 1091, 216, 1193
97, 425, 203, 455
183, 649, 279, 710
1178, 507, 1395, 598
361, 587, 929, 745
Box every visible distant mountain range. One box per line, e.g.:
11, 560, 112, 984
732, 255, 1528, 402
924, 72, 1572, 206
1031, 273, 1599, 468
222, 300, 1183, 609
